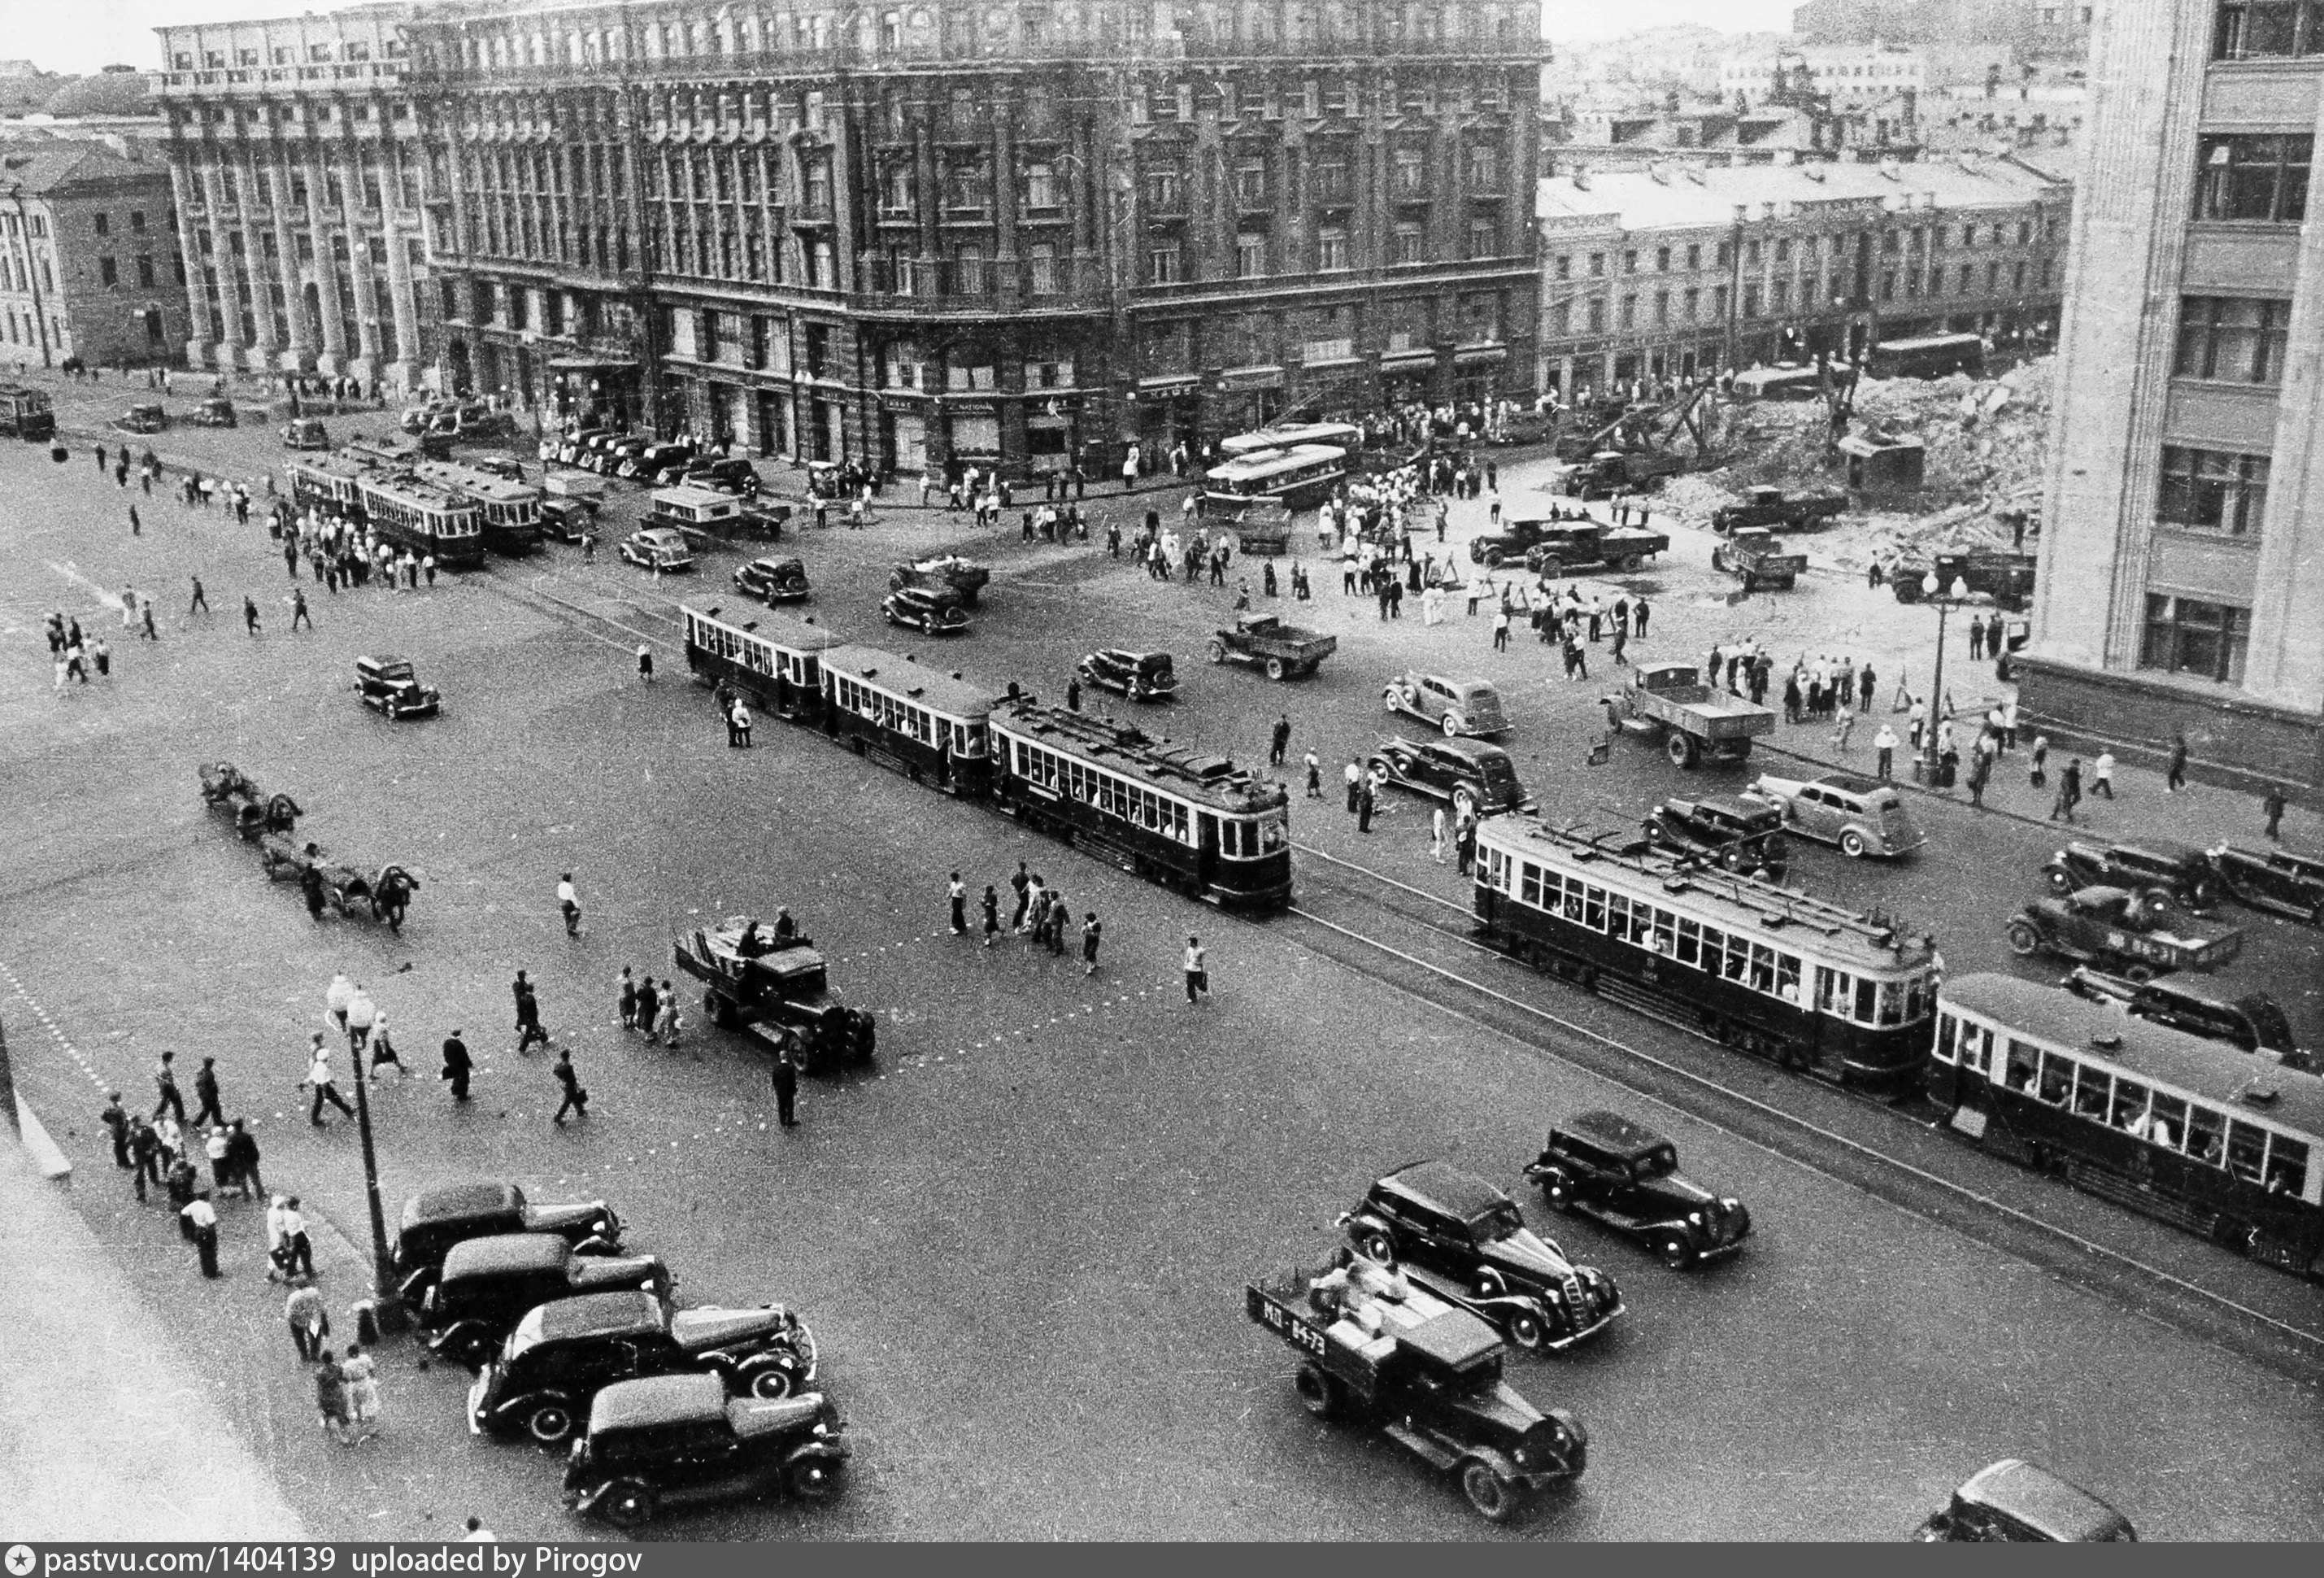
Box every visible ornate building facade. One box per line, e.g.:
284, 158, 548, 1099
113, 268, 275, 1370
403, 0, 1543, 478
0, 138, 187, 368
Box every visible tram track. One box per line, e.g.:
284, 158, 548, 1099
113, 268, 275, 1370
1279, 840, 2324, 1381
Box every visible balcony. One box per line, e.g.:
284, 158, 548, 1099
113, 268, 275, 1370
856, 252, 1108, 316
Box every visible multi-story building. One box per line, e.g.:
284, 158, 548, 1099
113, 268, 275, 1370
0, 138, 186, 368
1720, 43, 1926, 112
1533, 154, 2066, 396
1792, 1, 2094, 65
403, 0, 1543, 480
150, 4, 435, 389
2021, 0, 2324, 794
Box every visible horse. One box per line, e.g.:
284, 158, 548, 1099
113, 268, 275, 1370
370, 865, 419, 933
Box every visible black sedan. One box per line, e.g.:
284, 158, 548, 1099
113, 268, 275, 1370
1646, 796, 1789, 880
2206, 842, 2324, 926
1367, 735, 1534, 822
355, 654, 441, 719
2045, 837, 2223, 913
1525, 1111, 1752, 1269
733, 556, 812, 604
1077, 649, 1177, 702
881, 586, 970, 635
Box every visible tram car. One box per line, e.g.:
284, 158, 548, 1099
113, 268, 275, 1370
355, 472, 486, 569
681, 604, 839, 723
1930, 973, 2323, 1279
989, 700, 1291, 909
1473, 817, 1940, 1092
817, 645, 994, 797
409, 459, 546, 556
286, 453, 372, 521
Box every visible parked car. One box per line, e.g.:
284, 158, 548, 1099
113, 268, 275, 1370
1077, 648, 1177, 701
2205, 842, 2324, 926
113, 403, 168, 434
596, 434, 648, 475
281, 417, 330, 450
468, 1288, 819, 1445
564, 1373, 847, 1527
619, 527, 696, 573
552, 428, 610, 466
681, 457, 761, 497
2045, 838, 2224, 914
391, 1181, 621, 1301
881, 585, 970, 634
1524, 1111, 1752, 1268
538, 495, 598, 543
1646, 796, 1790, 879
2004, 886, 2243, 979
2061, 967, 2307, 1067
354, 653, 442, 719
1913, 1460, 2137, 1543
1741, 769, 1923, 860
1368, 735, 1534, 822
189, 397, 238, 429
625, 441, 696, 483
1338, 1162, 1622, 1353
890, 554, 992, 606
733, 556, 812, 604
420, 1233, 673, 1371
1382, 670, 1508, 737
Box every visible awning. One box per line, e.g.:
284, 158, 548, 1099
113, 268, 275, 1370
1137, 374, 1201, 394
548, 355, 638, 373
1378, 349, 1438, 371
1454, 346, 1508, 367
1216, 364, 1284, 391
1302, 356, 1364, 373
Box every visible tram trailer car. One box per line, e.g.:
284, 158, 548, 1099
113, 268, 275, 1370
354, 473, 485, 569
1930, 974, 2324, 1279
818, 646, 994, 797
1474, 816, 1939, 1092
681, 605, 840, 724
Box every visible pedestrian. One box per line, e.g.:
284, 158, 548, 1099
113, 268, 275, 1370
301, 864, 326, 922
2166, 734, 2189, 794
285, 1283, 329, 1360
129, 504, 141, 537
949, 870, 968, 935
92, 637, 110, 678
1046, 892, 1068, 957
340, 1342, 382, 1441
1456, 812, 1478, 877
153, 1049, 187, 1123
1968, 614, 1987, 662
1492, 605, 1510, 652
367, 1011, 406, 1079
1832, 704, 1855, 752
189, 577, 211, 619
637, 643, 655, 682
183, 1192, 221, 1277
1009, 861, 1031, 931
1343, 760, 1361, 813
551, 1048, 589, 1124
313, 1350, 353, 1446
1081, 912, 1103, 975
1860, 665, 1877, 714
1270, 713, 1291, 767
2263, 785, 2287, 841
1874, 724, 1899, 781
303, 1035, 355, 1124
637, 975, 661, 1042
1356, 778, 1376, 834
557, 872, 582, 935
2030, 734, 2050, 789
1430, 806, 1447, 865
281, 1196, 316, 1279
1304, 749, 1322, 799
290, 587, 311, 631
618, 967, 638, 1030
1908, 696, 1928, 752
981, 883, 1000, 947
245, 595, 262, 635
203, 1122, 232, 1195
1967, 747, 1993, 810
771, 1047, 799, 1128
225, 1120, 262, 1200
139, 597, 158, 642
440, 1029, 472, 1101
1183, 935, 1209, 1005
1634, 596, 1650, 639
2091, 750, 2116, 800
2050, 756, 2082, 823
732, 700, 752, 747
1067, 677, 1081, 713
100, 1092, 131, 1169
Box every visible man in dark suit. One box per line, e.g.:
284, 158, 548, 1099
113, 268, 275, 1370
772, 1048, 799, 1129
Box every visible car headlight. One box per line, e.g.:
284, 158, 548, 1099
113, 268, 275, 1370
1688, 1212, 1703, 1226
1512, 1447, 1530, 1466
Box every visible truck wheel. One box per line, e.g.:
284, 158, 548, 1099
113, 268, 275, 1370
704, 992, 736, 1029
1839, 830, 1869, 859
1536, 556, 1562, 579
1295, 1363, 1343, 1419
1264, 657, 1286, 682
1667, 733, 1699, 769
785, 1455, 844, 1502
1504, 1309, 1547, 1352
1207, 639, 1227, 665
1460, 1462, 1523, 1524
598, 1480, 656, 1528
1620, 554, 1643, 573
1656, 1233, 1695, 1271
2004, 921, 2043, 957
1482, 549, 1504, 569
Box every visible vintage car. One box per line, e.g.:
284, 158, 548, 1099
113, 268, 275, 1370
391, 1181, 622, 1301
113, 403, 168, 434
553, 428, 611, 467
597, 434, 649, 475
677, 914, 879, 1073
1382, 670, 1508, 738
564, 1373, 847, 1527
619, 527, 697, 573
354, 654, 442, 719
1740, 769, 1923, 860
1524, 1111, 1752, 1269
2205, 842, 2324, 926
681, 457, 761, 498
1338, 1162, 1622, 1353
1913, 1460, 2137, 1543
2045, 838, 2225, 914
890, 554, 992, 607
281, 416, 330, 450
469, 1288, 819, 1445
420, 1233, 674, 1370
624, 440, 698, 483
733, 556, 812, 604
1368, 735, 1534, 822
1646, 796, 1790, 880
1077, 649, 1178, 702
2061, 967, 2307, 1067
1247, 1259, 1587, 1523
881, 585, 971, 634
189, 396, 238, 429
2004, 886, 2243, 979
538, 495, 598, 543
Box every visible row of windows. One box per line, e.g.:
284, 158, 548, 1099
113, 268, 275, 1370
1001, 735, 1286, 860
1547, 259, 2044, 338
2173, 295, 2291, 386
1548, 220, 2048, 284
1483, 848, 1934, 1027
176, 39, 389, 68
1939, 1013, 2311, 1197
828, 673, 982, 755
2196, 133, 2311, 224
2158, 445, 2270, 537
2214, 0, 2324, 59
359, 493, 481, 540
687, 616, 823, 687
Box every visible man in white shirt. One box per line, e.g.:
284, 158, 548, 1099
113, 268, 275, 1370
557, 873, 581, 935
306, 1035, 355, 1125
344, 986, 376, 1054
325, 972, 354, 1032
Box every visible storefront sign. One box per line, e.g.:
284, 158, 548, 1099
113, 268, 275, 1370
1216, 364, 1284, 391
1136, 374, 1201, 395
1378, 349, 1438, 371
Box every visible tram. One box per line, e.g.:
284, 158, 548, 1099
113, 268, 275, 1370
1201, 444, 1350, 512
1472, 817, 1939, 1092
409, 459, 545, 555
681, 604, 839, 722
1728, 364, 1827, 402
1217, 422, 1363, 461
1930, 973, 2323, 1278
286, 453, 372, 518
990, 700, 1291, 909
817, 644, 994, 797
353, 472, 485, 568
1865, 332, 1985, 381
342, 432, 430, 470
0, 381, 55, 440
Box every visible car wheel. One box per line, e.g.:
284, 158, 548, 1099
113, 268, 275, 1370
1839, 830, 1869, 859
1453, 787, 1479, 821
2123, 962, 2156, 984
1656, 1233, 1695, 1271
1358, 1229, 1395, 1266
1264, 657, 1287, 682
1504, 1309, 1547, 1352
1383, 687, 1403, 713
1295, 1362, 1343, 1419
1441, 712, 1464, 737
2045, 866, 2074, 893
598, 1480, 656, 1529
1482, 549, 1504, 569
744, 1363, 797, 1401
1537, 556, 1562, 580
1460, 1461, 1522, 1524
1207, 639, 1228, 665
2005, 922, 2043, 957
785, 1455, 843, 1502
526, 1400, 577, 1446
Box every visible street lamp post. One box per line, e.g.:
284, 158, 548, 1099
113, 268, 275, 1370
340, 1007, 399, 1326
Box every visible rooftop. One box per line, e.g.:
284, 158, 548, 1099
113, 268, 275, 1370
1538, 154, 2062, 232
0, 137, 164, 191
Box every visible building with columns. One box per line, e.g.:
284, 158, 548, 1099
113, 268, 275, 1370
2018, 0, 2324, 795
0, 138, 186, 368
402, 0, 1543, 479
150, 4, 435, 390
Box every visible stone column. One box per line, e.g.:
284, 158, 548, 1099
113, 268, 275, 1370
234, 150, 281, 369
166, 158, 210, 367
377, 140, 421, 390
267, 147, 311, 369
337, 143, 385, 376
197, 161, 248, 367
304, 146, 346, 373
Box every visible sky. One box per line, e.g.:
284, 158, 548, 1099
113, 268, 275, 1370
12, 0, 1805, 76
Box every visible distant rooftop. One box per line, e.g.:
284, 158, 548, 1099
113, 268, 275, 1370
1538, 154, 2065, 232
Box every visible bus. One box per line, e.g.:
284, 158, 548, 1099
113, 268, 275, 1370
1473, 817, 1941, 1091
1930, 973, 2324, 1278
1728, 364, 1828, 401
0, 381, 55, 440
286, 453, 372, 518
1866, 332, 1985, 380
1218, 422, 1364, 461
990, 700, 1291, 909
817, 644, 994, 796
681, 604, 840, 722
1200, 444, 1350, 512
354, 472, 485, 568
409, 458, 545, 555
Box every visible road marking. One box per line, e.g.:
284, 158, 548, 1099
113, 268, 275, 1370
0, 961, 114, 1093
44, 561, 127, 611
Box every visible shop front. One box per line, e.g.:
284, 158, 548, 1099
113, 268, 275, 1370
947, 400, 1001, 477
881, 394, 928, 477
1134, 374, 1203, 456
1215, 364, 1285, 433
1379, 347, 1439, 408
547, 355, 641, 429
1025, 394, 1080, 476
1452, 345, 1507, 407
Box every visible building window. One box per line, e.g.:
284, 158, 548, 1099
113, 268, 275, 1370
1586, 297, 1604, 332
1462, 143, 1499, 191
99, 256, 117, 286
2215, 2, 2324, 57
1312, 157, 1351, 204
1553, 253, 1571, 280
1686, 243, 1702, 268
2174, 296, 2291, 384
1618, 294, 1636, 329
1317, 226, 1349, 271
1468, 218, 1498, 259
1743, 285, 1762, 317
1656, 246, 1671, 271
2159, 446, 2270, 535
93, 213, 109, 237
1391, 148, 1427, 197
1234, 156, 1268, 208
1548, 301, 1571, 335
1146, 242, 1182, 284
1588, 251, 1604, 277
1393, 223, 1425, 264
2196, 133, 2313, 222
2142, 595, 2250, 684
1144, 167, 1184, 213
1021, 161, 1057, 211
1960, 263, 1976, 293
1621, 248, 1639, 272
137, 255, 154, 287
1682, 287, 1699, 320
1236, 231, 1268, 277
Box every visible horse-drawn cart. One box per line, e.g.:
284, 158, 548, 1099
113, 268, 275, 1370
198, 761, 301, 841
256, 835, 419, 931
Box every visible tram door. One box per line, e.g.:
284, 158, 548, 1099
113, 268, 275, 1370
1196, 813, 1220, 887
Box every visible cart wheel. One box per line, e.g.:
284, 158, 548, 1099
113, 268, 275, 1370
785, 1455, 843, 1502
1460, 1461, 1522, 1524
1656, 1233, 1695, 1271
1666, 732, 1699, 769
1264, 657, 1286, 682
1207, 639, 1228, 665
2004, 922, 2043, 957
598, 1480, 656, 1528
1504, 1309, 1547, 1352
1839, 830, 1869, 860
1295, 1362, 1343, 1419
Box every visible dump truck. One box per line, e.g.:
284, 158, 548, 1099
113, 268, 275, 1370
1547, 451, 1689, 500
1208, 613, 1338, 682
1604, 661, 1777, 769
1708, 526, 1809, 591
1708, 485, 1848, 534
1522, 521, 1669, 578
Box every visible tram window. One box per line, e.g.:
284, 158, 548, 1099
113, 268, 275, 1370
1582, 885, 1605, 929
2146, 1092, 2186, 1151
1521, 862, 1542, 905
1676, 920, 1701, 966
1260, 817, 1286, 852
1486, 848, 1505, 887
1171, 803, 1190, 843
1542, 871, 1564, 909
2265, 1137, 2308, 1197
1652, 910, 1674, 955
1965, 1026, 1993, 1076
2226, 1121, 2268, 1184
2037, 1052, 2074, 1106
1816, 967, 1846, 1014
1904, 973, 1930, 1022
1749, 943, 1775, 992
1630, 902, 1655, 946
1560, 883, 1582, 922
2110, 1079, 2151, 1134
1725, 934, 1750, 982
2073, 1063, 2111, 1119
2186, 1103, 2226, 1166
1855, 979, 1878, 1024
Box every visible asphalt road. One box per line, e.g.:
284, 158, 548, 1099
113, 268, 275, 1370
4, 425, 2322, 1541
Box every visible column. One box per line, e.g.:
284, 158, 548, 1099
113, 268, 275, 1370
304, 146, 346, 373
2241, 150, 2324, 708
338, 145, 384, 377
267, 147, 312, 368
379, 142, 422, 388
166, 158, 209, 366
914, 116, 939, 268
234, 150, 281, 369
198, 161, 248, 366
